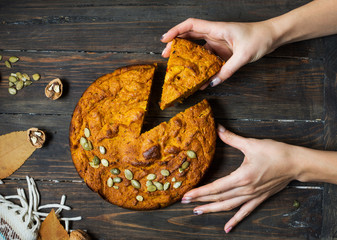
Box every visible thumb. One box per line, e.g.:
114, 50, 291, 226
217, 124, 249, 153
209, 52, 247, 87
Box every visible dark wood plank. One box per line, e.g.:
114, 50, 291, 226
321, 35, 337, 240
0, 180, 322, 239
0, 51, 325, 120
0, 0, 324, 59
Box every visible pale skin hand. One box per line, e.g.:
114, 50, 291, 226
182, 125, 337, 233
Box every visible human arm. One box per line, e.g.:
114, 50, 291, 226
161, 0, 337, 88
181, 125, 337, 233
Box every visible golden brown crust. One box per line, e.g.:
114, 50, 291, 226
160, 38, 223, 110
69, 64, 216, 210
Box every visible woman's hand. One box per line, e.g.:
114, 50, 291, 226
182, 124, 301, 233
161, 18, 280, 88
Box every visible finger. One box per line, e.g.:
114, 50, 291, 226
209, 52, 248, 87
161, 41, 173, 58
217, 124, 249, 153
193, 195, 250, 215
224, 194, 267, 233
199, 81, 210, 90
191, 185, 247, 203
161, 18, 212, 43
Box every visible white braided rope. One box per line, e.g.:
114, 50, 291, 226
0, 176, 82, 240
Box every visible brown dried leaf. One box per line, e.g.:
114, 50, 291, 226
0, 131, 36, 179
39, 209, 69, 240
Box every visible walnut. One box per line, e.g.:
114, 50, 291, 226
143, 145, 161, 160
45, 78, 63, 100
69, 230, 91, 240
26, 128, 45, 148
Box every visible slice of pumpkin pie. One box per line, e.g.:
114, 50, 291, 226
160, 38, 223, 110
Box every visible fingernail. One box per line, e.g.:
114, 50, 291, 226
161, 47, 167, 56
225, 226, 232, 233
217, 124, 226, 133
209, 77, 221, 87
160, 33, 166, 40
193, 210, 203, 215
181, 197, 192, 204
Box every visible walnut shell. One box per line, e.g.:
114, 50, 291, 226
69, 230, 91, 240
27, 128, 45, 148
45, 78, 63, 100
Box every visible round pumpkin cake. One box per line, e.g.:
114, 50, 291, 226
69, 64, 216, 210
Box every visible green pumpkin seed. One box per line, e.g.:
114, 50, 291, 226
9, 56, 19, 63
131, 179, 141, 189
89, 161, 99, 168
101, 159, 109, 167
136, 195, 144, 202
178, 168, 184, 173
5, 60, 11, 68
9, 82, 14, 87
124, 169, 133, 180
171, 177, 176, 182
113, 177, 122, 183
153, 181, 163, 191
92, 156, 100, 165
107, 177, 113, 187
84, 127, 90, 138
110, 168, 120, 175
147, 185, 157, 192
9, 76, 17, 83
182, 161, 190, 170
99, 146, 106, 154
22, 73, 30, 81
80, 137, 87, 146
32, 73, 40, 81
16, 72, 22, 79
0, 55, 2, 60
146, 180, 153, 186
187, 150, 197, 159
146, 173, 156, 181
82, 140, 93, 151
163, 182, 170, 191
24, 80, 32, 86
173, 181, 182, 189
16, 80, 24, 90
113, 186, 119, 189
161, 169, 170, 177
8, 87, 17, 95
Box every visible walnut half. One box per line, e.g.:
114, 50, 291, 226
45, 78, 63, 100
69, 230, 91, 240
27, 128, 46, 148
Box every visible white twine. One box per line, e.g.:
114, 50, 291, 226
0, 176, 82, 235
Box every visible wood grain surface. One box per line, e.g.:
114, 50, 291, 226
0, 0, 336, 239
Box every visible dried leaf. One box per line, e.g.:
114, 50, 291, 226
39, 209, 69, 240
0, 131, 36, 179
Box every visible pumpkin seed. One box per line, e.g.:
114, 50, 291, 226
16, 80, 24, 90
99, 146, 106, 154
182, 161, 190, 170
131, 179, 141, 189
92, 156, 100, 166
89, 162, 99, 168
146, 173, 156, 181
147, 185, 157, 192
80, 137, 87, 146
187, 150, 197, 159
107, 177, 113, 187
124, 169, 133, 180
178, 168, 184, 173
5, 61, 11, 68
9, 82, 14, 87
101, 159, 109, 167
113, 177, 122, 183
153, 181, 163, 191
0, 55, 2, 60
24, 80, 32, 86
163, 182, 170, 191
171, 177, 176, 182
9, 76, 17, 83
110, 168, 120, 175
82, 140, 92, 151
136, 195, 144, 202
161, 169, 170, 177
173, 181, 182, 189
146, 180, 153, 186
32, 73, 40, 81
113, 186, 119, 189
9, 56, 19, 63
22, 73, 30, 81
16, 72, 22, 79
84, 127, 90, 137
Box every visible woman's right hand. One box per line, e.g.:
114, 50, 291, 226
161, 18, 280, 88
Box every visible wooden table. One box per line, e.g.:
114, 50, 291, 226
1, 1, 336, 239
